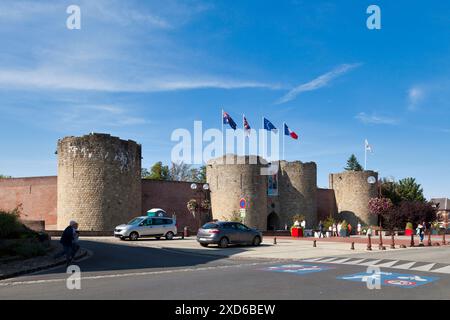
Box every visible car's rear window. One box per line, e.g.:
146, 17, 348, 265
202, 223, 219, 229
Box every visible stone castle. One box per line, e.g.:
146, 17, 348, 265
0, 133, 379, 232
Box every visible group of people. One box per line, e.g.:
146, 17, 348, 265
54, 220, 80, 266
317, 221, 363, 238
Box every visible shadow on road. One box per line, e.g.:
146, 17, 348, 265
33, 239, 248, 277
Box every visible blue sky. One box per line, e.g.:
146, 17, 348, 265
0, 0, 449, 199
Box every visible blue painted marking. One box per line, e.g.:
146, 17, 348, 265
262, 264, 334, 275
338, 272, 439, 288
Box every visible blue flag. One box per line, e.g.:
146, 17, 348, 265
223, 111, 237, 130
263, 117, 277, 131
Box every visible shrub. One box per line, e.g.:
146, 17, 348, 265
14, 242, 47, 258
405, 222, 413, 230
0, 209, 22, 239
323, 216, 336, 230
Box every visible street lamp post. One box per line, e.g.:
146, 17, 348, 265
190, 183, 210, 231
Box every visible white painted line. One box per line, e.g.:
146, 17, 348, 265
342, 259, 367, 265
0, 261, 275, 288
315, 257, 340, 263
328, 258, 352, 264
411, 263, 436, 272
374, 260, 399, 268
430, 265, 450, 274
302, 257, 325, 262
390, 262, 416, 270
358, 260, 382, 266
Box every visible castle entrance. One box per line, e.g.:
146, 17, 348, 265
267, 211, 280, 231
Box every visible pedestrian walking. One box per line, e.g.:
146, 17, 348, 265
332, 223, 337, 237
347, 223, 352, 237
337, 222, 342, 237
54, 220, 79, 266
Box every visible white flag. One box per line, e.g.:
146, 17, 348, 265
365, 139, 373, 153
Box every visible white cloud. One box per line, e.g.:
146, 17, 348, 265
0, 68, 279, 92
355, 112, 398, 125
275, 63, 362, 104
408, 86, 425, 110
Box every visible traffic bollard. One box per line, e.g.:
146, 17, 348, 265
350, 242, 355, 250
367, 235, 372, 251
313, 240, 317, 247
273, 237, 277, 245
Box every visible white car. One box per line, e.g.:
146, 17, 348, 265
114, 216, 177, 241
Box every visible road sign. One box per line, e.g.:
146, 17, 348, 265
239, 198, 247, 209
262, 264, 334, 275
338, 272, 439, 288
240, 208, 246, 219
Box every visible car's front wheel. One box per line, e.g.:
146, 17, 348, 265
129, 232, 139, 241
219, 237, 229, 248
252, 236, 262, 246
165, 231, 175, 240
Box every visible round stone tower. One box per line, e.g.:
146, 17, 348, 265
57, 133, 142, 231
278, 161, 318, 229
206, 155, 268, 230
329, 170, 378, 227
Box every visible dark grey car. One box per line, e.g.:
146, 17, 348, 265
196, 221, 263, 248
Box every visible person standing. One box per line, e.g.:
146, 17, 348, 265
337, 222, 342, 237
332, 223, 337, 237
357, 222, 362, 235
417, 222, 425, 243
301, 220, 306, 229
318, 221, 324, 238
347, 223, 352, 237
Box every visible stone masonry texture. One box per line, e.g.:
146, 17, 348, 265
57, 134, 142, 231
329, 170, 379, 227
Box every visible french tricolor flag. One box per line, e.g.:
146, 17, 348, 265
284, 123, 299, 140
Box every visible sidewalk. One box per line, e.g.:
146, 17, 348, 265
83, 236, 434, 261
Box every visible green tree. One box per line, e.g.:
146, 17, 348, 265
142, 162, 169, 180
0, 174, 11, 179
344, 154, 363, 171
168, 162, 192, 182
396, 177, 426, 203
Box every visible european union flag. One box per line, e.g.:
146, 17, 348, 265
263, 117, 277, 131
223, 112, 237, 130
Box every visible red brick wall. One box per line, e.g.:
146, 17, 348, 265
141, 180, 208, 232
317, 188, 338, 221
0, 177, 57, 229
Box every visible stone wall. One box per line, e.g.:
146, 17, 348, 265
57, 134, 142, 231
142, 180, 207, 232
278, 161, 318, 229
317, 188, 338, 222
0, 176, 57, 229
206, 155, 268, 230
329, 170, 378, 226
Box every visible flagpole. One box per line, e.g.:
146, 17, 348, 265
242, 113, 245, 156
221, 108, 224, 157
282, 122, 286, 161
364, 139, 367, 171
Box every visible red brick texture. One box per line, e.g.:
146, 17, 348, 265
0, 177, 57, 228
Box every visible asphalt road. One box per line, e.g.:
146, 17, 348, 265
0, 239, 449, 300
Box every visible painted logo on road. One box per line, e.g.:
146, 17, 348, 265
262, 264, 334, 275
338, 272, 439, 288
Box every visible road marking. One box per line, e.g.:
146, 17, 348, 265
315, 257, 340, 263
374, 260, 399, 268
390, 262, 416, 270
330, 258, 352, 264
342, 259, 367, 265
302, 257, 325, 262
431, 265, 450, 274
0, 261, 277, 288
358, 259, 382, 266
411, 263, 436, 272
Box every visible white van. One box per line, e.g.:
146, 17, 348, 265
114, 216, 177, 241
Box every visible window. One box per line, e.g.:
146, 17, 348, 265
202, 223, 219, 229
236, 223, 249, 231
143, 218, 153, 226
